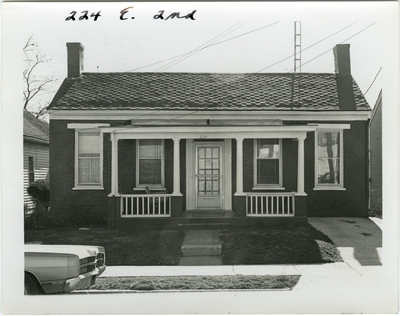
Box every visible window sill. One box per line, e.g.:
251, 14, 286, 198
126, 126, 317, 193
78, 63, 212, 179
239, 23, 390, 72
134, 186, 165, 191
73, 186, 104, 190
252, 186, 285, 191
313, 186, 346, 191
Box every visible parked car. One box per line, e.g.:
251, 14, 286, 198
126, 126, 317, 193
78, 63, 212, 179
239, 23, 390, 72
24, 244, 106, 295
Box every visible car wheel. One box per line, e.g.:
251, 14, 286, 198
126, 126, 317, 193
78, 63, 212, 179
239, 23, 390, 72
24, 273, 43, 295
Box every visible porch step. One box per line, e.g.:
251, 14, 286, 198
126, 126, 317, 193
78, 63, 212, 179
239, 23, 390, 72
177, 222, 230, 230
183, 210, 235, 218
181, 230, 222, 256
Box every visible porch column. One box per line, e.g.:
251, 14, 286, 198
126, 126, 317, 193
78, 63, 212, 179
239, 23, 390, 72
236, 138, 244, 195
297, 136, 306, 195
110, 132, 118, 195
173, 138, 181, 195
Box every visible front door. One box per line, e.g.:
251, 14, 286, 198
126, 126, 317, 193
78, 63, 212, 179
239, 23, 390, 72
195, 143, 222, 209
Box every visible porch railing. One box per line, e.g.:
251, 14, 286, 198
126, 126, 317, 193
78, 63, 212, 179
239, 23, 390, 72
120, 194, 171, 217
246, 193, 295, 216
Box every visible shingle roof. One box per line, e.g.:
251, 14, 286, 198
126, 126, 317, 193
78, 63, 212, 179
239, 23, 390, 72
23, 110, 49, 143
48, 72, 370, 111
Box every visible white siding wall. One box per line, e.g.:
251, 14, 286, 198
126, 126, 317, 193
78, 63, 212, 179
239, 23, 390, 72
23, 141, 49, 211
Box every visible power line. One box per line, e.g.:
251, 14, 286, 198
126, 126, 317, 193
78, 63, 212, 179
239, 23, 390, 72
256, 21, 357, 73
364, 67, 382, 96
157, 22, 280, 72
156, 22, 246, 72
126, 22, 244, 72
287, 22, 376, 73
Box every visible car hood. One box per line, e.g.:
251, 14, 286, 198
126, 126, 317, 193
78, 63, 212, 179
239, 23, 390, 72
25, 244, 105, 259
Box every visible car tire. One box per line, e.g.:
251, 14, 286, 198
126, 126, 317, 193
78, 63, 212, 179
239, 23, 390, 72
24, 273, 43, 295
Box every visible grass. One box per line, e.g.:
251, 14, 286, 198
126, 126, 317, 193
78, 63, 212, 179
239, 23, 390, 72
25, 224, 342, 265
24, 227, 185, 265
220, 225, 343, 264
89, 275, 300, 291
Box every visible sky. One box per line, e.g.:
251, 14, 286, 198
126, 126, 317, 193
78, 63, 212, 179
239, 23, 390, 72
5, 1, 398, 114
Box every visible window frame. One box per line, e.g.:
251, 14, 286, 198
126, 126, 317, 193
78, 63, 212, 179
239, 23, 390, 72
253, 138, 284, 189
135, 139, 165, 189
28, 156, 35, 183
314, 129, 345, 190
74, 128, 104, 190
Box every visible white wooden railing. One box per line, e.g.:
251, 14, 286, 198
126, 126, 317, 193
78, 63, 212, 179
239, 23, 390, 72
246, 193, 295, 216
120, 194, 171, 217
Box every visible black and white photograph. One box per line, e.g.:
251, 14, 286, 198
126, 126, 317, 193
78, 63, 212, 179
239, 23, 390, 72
1, 1, 399, 314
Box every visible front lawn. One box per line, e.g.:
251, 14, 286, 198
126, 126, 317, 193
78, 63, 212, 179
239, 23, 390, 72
220, 225, 343, 264
25, 227, 185, 265
25, 224, 342, 265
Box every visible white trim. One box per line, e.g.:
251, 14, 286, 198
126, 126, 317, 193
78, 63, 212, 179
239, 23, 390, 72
51, 110, 370, 121
107, 125, 313, 141
73, 186, 104, 190
314, 129, 345, 190
73, 129, 104, 189
236, 138, 244, 195
253, 138, 283, 188
67, 123, 110, 129
309, 123, 351, 130
173, 138, 181, 195
136, 139, 165, 188
313, 187, 346, 191
252, 187, 286, 190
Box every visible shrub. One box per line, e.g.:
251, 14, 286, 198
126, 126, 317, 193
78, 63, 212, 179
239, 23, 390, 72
27, 179, 50, 209
26, 179, 51, 229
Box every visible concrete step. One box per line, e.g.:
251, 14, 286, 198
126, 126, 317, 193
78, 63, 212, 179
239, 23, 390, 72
183, 210, 235, 218
181, 230, 222, 256
177, 222, 230, 230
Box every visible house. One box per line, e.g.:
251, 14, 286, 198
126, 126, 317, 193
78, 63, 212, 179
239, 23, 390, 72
47, 42, 371, 228
23, 110, 49, 212
368, 90, 382, 217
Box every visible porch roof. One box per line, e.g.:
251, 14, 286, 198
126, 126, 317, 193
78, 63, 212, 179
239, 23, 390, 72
101, 124, 350, 140
48, 72, 371, 112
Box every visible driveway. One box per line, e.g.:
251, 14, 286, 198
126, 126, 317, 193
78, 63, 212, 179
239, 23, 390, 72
307, 217, 382, 270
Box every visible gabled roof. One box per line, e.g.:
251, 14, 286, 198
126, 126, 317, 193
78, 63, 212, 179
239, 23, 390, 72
48, 72, 370, 111
23, 110, 49, 143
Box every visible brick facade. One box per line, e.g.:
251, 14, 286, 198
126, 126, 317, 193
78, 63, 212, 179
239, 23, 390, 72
49, 119, 369, 226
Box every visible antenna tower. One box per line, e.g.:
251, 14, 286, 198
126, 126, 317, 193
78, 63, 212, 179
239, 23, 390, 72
294, 21, 301, 73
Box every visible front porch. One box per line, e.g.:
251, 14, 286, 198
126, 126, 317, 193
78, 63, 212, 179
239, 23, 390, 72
102, 124, 313, 227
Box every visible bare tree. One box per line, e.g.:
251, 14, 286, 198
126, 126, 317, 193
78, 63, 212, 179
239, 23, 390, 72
23, 35, 58, 119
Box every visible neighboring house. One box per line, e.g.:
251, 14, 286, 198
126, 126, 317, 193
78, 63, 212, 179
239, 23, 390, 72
23, 110, 49, 211
368, 90, 382, 216
47, 42, 371, 228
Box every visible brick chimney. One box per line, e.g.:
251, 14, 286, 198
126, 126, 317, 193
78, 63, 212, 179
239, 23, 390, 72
333, 44, 356, 110
334, 44, 351, 77
67, 43, 84, 78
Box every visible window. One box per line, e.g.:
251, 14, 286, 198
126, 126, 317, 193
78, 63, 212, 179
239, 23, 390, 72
28, 157, 34, 183
75, 130, 103, 188
136, 139, 164, 188
315, 130, 344, 189
254, 139, 282, 188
